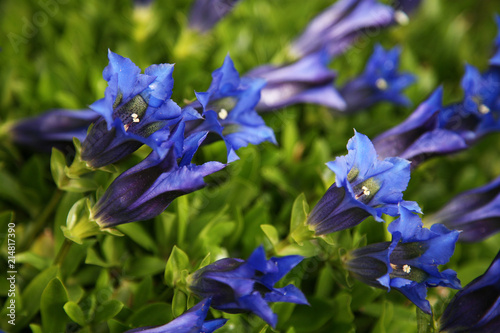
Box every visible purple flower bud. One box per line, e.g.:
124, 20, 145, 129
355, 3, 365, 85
247, 51, 346, 112
10, 109, 99, 153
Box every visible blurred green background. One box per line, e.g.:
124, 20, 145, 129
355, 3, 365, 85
1, 0, 500, 332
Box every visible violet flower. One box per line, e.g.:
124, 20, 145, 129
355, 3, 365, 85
289, 0, 395, 59
81, 50, 182, 168
125, 298, 227, 333
187, 54, 276, 162
187, 246, 308, 328
247, 51, 346, 112
347, 204, 461, 314
440, 250, 500, 332
92, 123, 225, 227
188, 0, 240, 33
307, 131, 414, 235
426, 176, 500, 242
339, 44, 415, 113
10, 109, 99, 153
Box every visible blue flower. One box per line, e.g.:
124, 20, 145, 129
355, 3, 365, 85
426, 176, 500, 242
187, 55, 276, 162
10, 109, 99, 153
374, 64, 500, 168
187, 246, 308, 328
92, 123, 225, 227
490, 14, 500, 67
307, 131, 412, 234
373, 87, 467, 167
392, 0, 422, 16
347, 204, 461, 314
188, 0, 241, 33
246, 51, 346, 112
125, 298, 227, 333
289, 0, 395, 59
339, 44, 415, 113
440, 250, 500, 333
81, 50, 182, 168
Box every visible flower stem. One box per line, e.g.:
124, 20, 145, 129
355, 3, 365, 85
53, 238, 73, 266
20, 189, 63, 251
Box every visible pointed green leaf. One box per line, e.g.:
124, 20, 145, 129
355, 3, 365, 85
164, 246, 190, 287
261, 224, 280, 246
64, 301, 87, 326
172, 289, 187, 318
93, 300, 123, 323
41, 277, 69, 333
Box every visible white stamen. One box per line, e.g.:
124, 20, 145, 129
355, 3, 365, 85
124, 124, 130, 131
218, 108, 228, 120
362, 186, 371, 196
131, 113, 140, 122
479, 104, 490, 114
375, 78, 388, 90
403, 264, 411, 274
394, 10, 410, 26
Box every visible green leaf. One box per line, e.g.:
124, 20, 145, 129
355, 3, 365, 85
19, 266, 59, 327
290, 193, 309, 232
417, 307, 435, 333
124, 255, 166, 279
172, 289, 187, 318
164, 246, 190, 287
133, 276, 152, 310
261, 224, 280, 247
289, 193, 314, 244
127, 302, 172, 328
93, 299, 123, 323
117, 223, 157, 253
64, 301, 87, 326
41, 277, 69, 333
29, 324, 43, 333
373, 300, 394, 333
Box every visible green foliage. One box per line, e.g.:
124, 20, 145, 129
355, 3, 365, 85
1, 0, 500, 332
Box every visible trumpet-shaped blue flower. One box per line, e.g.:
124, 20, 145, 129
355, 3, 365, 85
92, 123, 225, 227
188, 55, 276, 162
290, 0, 395, 59
347, 204, 461, 314
188, 0, 240, 33
125, 298, 227, 333
490, 14, 500, 67
10, 109, 99, 153
374, 64, 500, 168
187, 246, 308, 328
247, 51, 346, 112
339, 44, 415, 113
307, 131, 412, 234
81, 50, 182, 168
426, 176, 500, 242
440, 250, 500, 333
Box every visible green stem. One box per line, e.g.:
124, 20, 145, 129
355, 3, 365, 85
53, 238, 73, 266
20, 189, 63, 251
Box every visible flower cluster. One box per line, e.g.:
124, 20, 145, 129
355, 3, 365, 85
84, 51, 275, 227
372, 18, 500, 168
